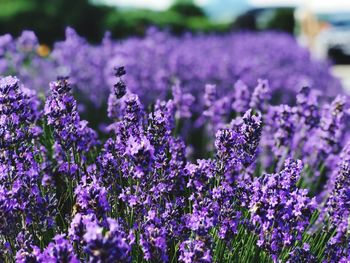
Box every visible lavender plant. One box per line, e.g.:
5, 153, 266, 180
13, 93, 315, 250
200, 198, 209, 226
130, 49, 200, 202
0, 29, 341, 115
0, 68, 350, 262
0, 29, 349, 263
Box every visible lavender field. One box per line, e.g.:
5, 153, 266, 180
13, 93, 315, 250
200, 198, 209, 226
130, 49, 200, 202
0, 28, 349, 262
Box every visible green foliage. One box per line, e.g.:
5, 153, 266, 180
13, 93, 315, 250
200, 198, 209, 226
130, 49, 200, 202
265, 8, 295, 34
169, 1, 206, 18
105, 5, 230, 39
0, 0, 111, 44
0, 0, 231, 45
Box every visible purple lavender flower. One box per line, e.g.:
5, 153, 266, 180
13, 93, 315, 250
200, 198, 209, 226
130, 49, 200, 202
107, 93, 123, 120
232, 80, 250, 113
172, 81, 195, 119
179, 238, 212, 263
39, 234, 79, 263
147, 99, 175, 147
201, 86, 234, 135
185, 197, 218, 237
16, 31, 38, 52
263, 104, 297, 158
16, 245, 41, 263
317, 95, 348, 157
139, 210, 168, 262
1, 28, 350, 263
1, 29, 343, 129
113, 66, 127, 99
233, 109, 262, 167
51, 27, 112, 107
121, 94, 144, 133
0, 76, 41, 148
247, 159, 316, 259
212, 181, 241, 240
286, 243, 316, 263
249, 79, 270, 112
83, 218, 131, 263
0, 76, 55, 243
44, 77, 98, 153
295, 86, 319, 128
68, 213, 88, 245
215, 109, 262, 183
323, 217, 350, 263
323, 142, 350, 261
74, 176, 110, 219
326, 160, 350, 226
203, 84, 216, 109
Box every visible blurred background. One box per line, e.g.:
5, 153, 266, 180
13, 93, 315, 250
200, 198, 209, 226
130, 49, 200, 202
1, 0, 350, 87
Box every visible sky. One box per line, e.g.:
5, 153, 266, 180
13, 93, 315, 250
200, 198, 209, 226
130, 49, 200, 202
96, 0, 350, 20
251, 0, 350, 14
99, 0, 174, 10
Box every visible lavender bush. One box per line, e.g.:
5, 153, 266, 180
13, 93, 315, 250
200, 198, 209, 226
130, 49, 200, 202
0, 61, 349, 262
0, 28, 349, 262
1, 28, 343, 162
0, 28, 341, 109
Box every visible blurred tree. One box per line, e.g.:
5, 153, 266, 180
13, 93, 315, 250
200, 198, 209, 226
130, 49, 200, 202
0, 0, 113, 45
266, 8, 295, 34
232, 8, 295, 34
169, 0, 206, 18
232, 10, 257, 31
105, 1, 229, 38
0, 0, 231, 44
